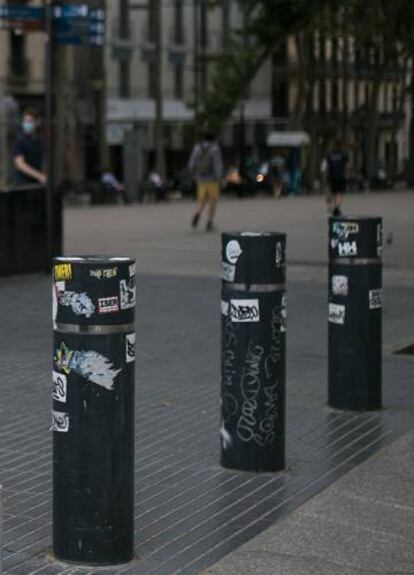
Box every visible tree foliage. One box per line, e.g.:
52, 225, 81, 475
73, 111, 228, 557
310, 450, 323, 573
199, 0, 414, 143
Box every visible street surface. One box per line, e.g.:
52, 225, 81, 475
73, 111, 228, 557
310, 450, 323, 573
0, 190, 413, 574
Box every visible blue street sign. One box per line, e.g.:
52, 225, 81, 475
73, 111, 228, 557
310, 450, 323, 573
55, 20, 105, 33
0, 2, 105, 44
53, 2, 105, 45
53, 4, 89, 19
56, 34, 104, 46
53, 4, 105, 21
0, 5, 43, 20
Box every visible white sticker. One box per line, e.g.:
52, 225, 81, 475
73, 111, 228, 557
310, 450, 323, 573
230, 299, 260, 322
329, 303, 346, 325
377, 223, 383, 256
126, 333, 136, 363
275, 241, 284, 268
221, 300, 229, 316
332, 222, 359, 239
90, 267, 118, 280
52, 371, 67, 403
280, 294, 287, 332
332, 275, 349, 296
59, 290, 95, 318
226, 240, 243, 264
120, 279, 136, 310
338, 241, 357, 257
129, 263, 136, 277
222, 262, 236, 282
52, 410, 69, 432
369, 289, 383, 309
53, 281, 65, 323
98, 296, 119, 314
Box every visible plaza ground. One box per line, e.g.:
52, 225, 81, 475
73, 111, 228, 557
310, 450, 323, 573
0, 190, 413, 574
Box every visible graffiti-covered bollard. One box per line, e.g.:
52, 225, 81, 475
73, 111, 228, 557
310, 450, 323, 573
52, 256, 136, 564
328, 217, 383, 410
220, 233, 286, 472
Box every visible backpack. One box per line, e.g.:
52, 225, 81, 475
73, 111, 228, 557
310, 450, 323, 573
196, 144, 215, 178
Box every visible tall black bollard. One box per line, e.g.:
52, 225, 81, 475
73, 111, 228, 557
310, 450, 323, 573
328, 217, 382, 410
52, 256, 136, 564
220, 232, 286, 472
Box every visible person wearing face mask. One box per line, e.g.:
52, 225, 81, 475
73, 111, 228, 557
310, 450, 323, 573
13, 109, 46, 186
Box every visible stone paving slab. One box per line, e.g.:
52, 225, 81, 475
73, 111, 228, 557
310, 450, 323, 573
1, 192, 413, 573
204, 430, 414, 575
0, 272, 413, 574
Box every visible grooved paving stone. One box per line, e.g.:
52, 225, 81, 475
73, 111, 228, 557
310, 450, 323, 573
205, 430, 414, 575
1, 194, 414, 573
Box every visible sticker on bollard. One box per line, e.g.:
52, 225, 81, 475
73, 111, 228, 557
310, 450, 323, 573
52, 256, 135, 565
328, 218, 382, 411
220, 233, 286, 472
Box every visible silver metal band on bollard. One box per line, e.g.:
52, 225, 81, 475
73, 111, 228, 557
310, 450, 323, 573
332, 258, 382, 266
54, 323, 135, 335
223, 282, 285, 293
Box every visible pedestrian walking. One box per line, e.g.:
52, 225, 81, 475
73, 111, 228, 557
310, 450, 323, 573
270, 151, 287, 197
325, 139, 349, 216
13, 109, 46, 186
188, 130, 223, 231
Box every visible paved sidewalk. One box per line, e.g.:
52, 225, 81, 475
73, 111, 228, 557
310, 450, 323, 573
65, 190, 414, 286
0, 192, 413, 574
205, 429, 414, 575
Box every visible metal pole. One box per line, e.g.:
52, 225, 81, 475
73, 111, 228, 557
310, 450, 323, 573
328, 217, 383, 410
119, 0, 130, 98
52, 256, 136, 564
220, 232, 287, 472
44, 0, 54, 271
154, 0, 165, 177
193, 0, 199, 134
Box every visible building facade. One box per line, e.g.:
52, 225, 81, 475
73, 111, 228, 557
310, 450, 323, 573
0, 0, 409, 188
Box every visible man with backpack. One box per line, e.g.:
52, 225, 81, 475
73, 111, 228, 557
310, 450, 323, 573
188, 130, 223, 231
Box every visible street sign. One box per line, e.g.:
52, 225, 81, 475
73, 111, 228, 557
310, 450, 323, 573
0, 3, 105, 44
54, 3, 105, 46
0, 4, 44, 31
0, 5, 43, 19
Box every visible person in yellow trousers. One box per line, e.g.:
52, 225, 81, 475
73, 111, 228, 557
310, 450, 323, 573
189, 130, 224, 232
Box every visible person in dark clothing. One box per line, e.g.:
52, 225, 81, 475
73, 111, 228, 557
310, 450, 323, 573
326, 139, 349, 216
13, 109, 46, 186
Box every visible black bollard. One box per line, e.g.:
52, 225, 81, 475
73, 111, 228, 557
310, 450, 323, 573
220, 232, 286, 472
52, 256, 136, 565
328, 217, 382, 410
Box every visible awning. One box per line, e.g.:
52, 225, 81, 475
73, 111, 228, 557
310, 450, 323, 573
266, 131, 310, 147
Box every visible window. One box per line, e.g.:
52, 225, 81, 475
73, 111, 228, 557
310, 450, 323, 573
174, 62, 184, 100
319, 80, 326, 113
332, 81, 339, 111
272, 81, 289, 117
148, 62, 156, 99
148, 3, 156, 44
9, 30, 27, 78
174, 0, 184, 45
200, 0, 208, 49
222, 0, 230, 48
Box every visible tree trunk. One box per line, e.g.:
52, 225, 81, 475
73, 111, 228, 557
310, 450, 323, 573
365, 73, 382, 182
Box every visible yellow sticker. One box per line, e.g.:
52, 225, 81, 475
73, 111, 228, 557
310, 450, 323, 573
54, 263, 72, 281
